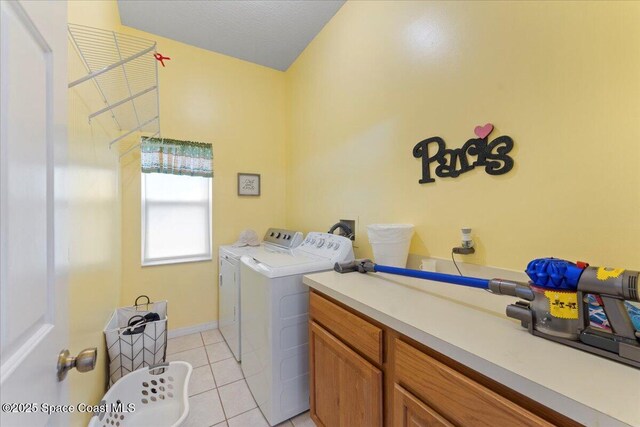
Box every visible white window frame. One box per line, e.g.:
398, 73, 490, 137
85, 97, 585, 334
141, 173, 213, 267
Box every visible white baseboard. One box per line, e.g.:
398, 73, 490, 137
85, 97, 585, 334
168, 321, 218, 339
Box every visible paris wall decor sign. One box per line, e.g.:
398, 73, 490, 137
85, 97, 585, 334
412, 123, 514, 184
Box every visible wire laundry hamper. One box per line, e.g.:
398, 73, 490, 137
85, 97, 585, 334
105, 295, 168, 386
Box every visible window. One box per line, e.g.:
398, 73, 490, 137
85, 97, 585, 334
142, 173, 212, 266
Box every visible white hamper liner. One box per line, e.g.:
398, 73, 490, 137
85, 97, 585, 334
89, 362, 192, 427
367, 224, 414, 267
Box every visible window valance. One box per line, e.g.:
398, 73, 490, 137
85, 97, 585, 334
141, 137, 213, 178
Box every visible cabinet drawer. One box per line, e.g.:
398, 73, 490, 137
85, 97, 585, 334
309, 291, 383, 365
393, 384, 454, 427
394, 339, 553, 427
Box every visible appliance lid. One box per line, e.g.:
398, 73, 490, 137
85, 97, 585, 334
248, 251, 319, 269
220, 244, 261, 259
241, 254, 333, 278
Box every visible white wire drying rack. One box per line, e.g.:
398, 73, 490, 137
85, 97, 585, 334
68, 23, 161, 156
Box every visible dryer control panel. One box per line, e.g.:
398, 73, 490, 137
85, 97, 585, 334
297, 232, 355, 262
263, 228, 303, 249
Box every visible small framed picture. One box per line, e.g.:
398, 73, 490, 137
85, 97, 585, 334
237, 173, 261, 196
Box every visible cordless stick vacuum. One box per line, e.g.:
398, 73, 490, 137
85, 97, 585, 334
334, 258, 640, 368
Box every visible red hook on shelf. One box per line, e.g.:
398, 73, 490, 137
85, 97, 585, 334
154, 52, 171, 67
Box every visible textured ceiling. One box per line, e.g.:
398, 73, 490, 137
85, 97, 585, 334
117, 0, 345, 71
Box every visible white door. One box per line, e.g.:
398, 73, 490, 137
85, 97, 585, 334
0, 1, 69, 426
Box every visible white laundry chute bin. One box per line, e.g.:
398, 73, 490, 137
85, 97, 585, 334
367, 224, 415, 267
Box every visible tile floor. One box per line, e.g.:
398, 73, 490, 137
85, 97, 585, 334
166, 329, 316, 427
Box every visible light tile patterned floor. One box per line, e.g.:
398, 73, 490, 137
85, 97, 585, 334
167, 330, 316, 427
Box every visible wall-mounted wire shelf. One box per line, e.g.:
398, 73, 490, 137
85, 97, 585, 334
68, 23, 161, 154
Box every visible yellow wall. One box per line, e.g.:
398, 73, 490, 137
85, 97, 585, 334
117, 16, 287, 329
286, 0, 640, 270
65, 4, 640, 420
67, 1, 286, 423
67, 2, 123, 425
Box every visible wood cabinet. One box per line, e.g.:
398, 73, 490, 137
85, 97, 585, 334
309, 290, 581, 427
309, 321, 383, 427
394, 339, 551, 427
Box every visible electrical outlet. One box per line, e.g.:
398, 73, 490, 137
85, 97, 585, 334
453, 246, 475, 255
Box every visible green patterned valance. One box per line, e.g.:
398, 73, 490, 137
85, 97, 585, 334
141, 137, 213, 178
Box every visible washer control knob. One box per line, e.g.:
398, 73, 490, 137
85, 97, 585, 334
334, 243, 340, 251
317, 239, 325, 248
276, 233, 281, 238
327, 242, 334, 249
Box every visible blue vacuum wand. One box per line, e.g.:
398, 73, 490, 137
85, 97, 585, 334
333, 258, 640, 369
334, 259, 535, 300
370, 263, 490, 289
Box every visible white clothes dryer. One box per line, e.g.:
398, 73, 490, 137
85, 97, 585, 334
218, 228, 302, 361
240, 232, 354, 425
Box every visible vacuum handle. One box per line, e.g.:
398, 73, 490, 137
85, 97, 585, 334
599, 296, 638, 340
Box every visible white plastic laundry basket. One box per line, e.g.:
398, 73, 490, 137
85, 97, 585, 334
88, 362, 192, 427
367, 224, 415, 267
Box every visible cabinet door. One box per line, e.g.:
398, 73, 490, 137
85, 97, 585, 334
394, 384, 454, 427
309, 321, 383, 427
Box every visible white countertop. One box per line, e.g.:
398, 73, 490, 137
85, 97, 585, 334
303, 270, 640, 427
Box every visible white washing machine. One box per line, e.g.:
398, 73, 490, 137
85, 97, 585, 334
218, 228, 302, 361
240, 232, 354, 426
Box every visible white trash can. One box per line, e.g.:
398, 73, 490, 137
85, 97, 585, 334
367, 224, 414, 267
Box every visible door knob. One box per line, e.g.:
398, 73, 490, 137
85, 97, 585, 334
57, 347, 97, 381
